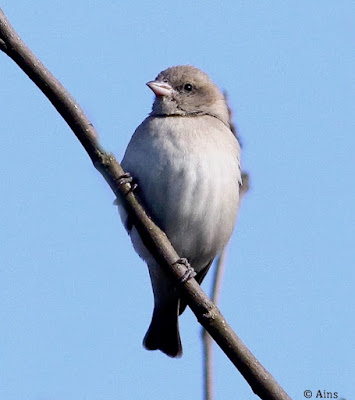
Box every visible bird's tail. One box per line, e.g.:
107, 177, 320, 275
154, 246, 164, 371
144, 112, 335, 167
143, 300, 182, 358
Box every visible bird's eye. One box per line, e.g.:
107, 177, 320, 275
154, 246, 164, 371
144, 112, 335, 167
184, 83, 193, 92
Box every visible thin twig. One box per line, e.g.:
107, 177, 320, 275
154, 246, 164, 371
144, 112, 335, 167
202, 246, 228, 400
202, 173, 250, 400
202, 94, 251, 400
0, 8, 291, 400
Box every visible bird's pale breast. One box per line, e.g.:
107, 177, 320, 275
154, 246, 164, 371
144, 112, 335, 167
122, 115, 241, 272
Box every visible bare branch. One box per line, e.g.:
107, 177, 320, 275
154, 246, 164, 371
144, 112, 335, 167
202, 326, 215, 400
202, 246, 228, 400
202, 180, 250, 400
202, 93, 252, 400
0, 8, 291, 400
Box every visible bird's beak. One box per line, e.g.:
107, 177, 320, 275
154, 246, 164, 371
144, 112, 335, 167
146, 81, 173, 97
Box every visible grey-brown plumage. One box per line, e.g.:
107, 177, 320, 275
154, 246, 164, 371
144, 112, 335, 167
119, 65, 241, 357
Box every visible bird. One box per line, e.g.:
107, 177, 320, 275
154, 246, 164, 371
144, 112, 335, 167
118, 65, 242, 357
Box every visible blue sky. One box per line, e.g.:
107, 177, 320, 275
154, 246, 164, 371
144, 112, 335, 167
0, 1, 354, 399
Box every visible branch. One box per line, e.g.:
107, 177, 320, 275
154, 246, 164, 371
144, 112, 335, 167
0, 8, 291, 400
202, 247, 227, 400
202, 172, 250, 400
202, 93, 251, 400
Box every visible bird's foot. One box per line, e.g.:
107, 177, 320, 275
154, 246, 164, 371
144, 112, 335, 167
173, 258, 196, 284
116, 172, 138, 193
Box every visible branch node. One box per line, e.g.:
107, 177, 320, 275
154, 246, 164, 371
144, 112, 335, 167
199, 306, 218, 326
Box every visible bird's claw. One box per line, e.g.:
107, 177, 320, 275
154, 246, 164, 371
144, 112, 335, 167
173, 258, 196, 284
116, 172, 138, 193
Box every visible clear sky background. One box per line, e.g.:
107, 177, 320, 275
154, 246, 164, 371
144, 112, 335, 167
0, 1, 354, 399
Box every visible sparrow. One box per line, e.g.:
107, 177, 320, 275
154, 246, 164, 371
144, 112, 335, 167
118, 65, 242, 357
